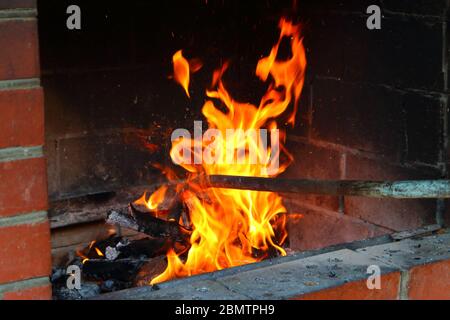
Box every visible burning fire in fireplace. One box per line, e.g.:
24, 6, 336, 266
132, 18, 307, 284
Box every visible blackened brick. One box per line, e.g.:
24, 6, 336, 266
403, 94, 443, 165
311, 79, 405, 159
381, 0, 447, 16
306, 12, 444, 91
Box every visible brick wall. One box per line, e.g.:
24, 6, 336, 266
283, 0, 450, 250
0, 0, 52, 300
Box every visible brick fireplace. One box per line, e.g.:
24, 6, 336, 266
0, 0, 51, 299
0, 0, 449, 300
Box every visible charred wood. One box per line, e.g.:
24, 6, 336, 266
106, 205, 191, 243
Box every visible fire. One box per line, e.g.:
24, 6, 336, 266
172, 50, 191, 98
134, 185, 168, 213
148, 18, 306, 284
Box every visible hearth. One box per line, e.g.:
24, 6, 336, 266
0, 0, 449, 300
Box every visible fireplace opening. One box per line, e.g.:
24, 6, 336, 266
1, 0, 442, 299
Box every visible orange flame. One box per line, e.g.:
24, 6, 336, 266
134, 185, 168, 215
150, 18, 306, 284
172, 50, 191, 98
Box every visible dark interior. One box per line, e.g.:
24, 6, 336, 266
38, 0, 449, 265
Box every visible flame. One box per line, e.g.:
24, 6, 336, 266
134, 185, 168, 215
172, 50, 191, 98
95, 247, 104, 257
149, 18, 306, 284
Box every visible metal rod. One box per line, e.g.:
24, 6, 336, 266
206, 175, 450, 199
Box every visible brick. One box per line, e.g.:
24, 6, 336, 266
344, 154, 438, 231
55, 133, 158, 199
303, 0, 445, 17
281, 140, 342, 212
381, 0, 447, 16
284, 193, 340, 213
285, 199, 388, 251
344, 154, 440, 181
444, 200, 450, 227
311, 79, 405, 159
0, 19, 39, 81
3, 284, 51, 300
0, 88, 44, 148
296, 272, 400, 300
290, 82, 312, 139
0, 157, 48, 217
403, 94, 443, 165
283, 140, 342, 180
0, 0, 36, 9
408, 260, 450, 299
345, 197, 436, 231
306, 12, 443, 91
0, 221, 51, 283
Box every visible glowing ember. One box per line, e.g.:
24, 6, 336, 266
142, 18, 306, 284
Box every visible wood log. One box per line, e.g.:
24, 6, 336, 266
106, 206, 191, 243
82, 258, 145, 282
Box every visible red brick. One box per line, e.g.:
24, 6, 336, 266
3, 284, 51, 300
282, 140, 342, 212
0, 221, 51, 283
294, 272, 401, 300
283, 140, 342, 180
344, 155, 437, 231
0, 88, 44, 148
0, 19, 39, 80
285, 201, 389, 251
0, 0, 36, 9
0, 157, 48, 217
344, 154, 437, 181
408, 260, 450, 300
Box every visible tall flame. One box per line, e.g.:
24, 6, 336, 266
150, 18, 306, 284
172, 50, 191, 98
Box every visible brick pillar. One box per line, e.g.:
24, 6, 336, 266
0, 0, 52, 300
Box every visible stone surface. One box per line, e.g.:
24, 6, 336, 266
356, 232, 450, 269
95, 231, 450, 300
97, 280, 248, 300
215, 249, 398, 299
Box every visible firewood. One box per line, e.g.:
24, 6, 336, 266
106, 205, 191, 243
82, 258, 145, 282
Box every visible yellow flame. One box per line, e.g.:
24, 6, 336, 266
95, 247, 104, 257
134, 185, 168, 216
150, 18, 306, 284
173, 50, 191, 98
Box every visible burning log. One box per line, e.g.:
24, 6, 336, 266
106, 205, 191, 243
206, 175, 450, 199
82, 258, 145, 282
